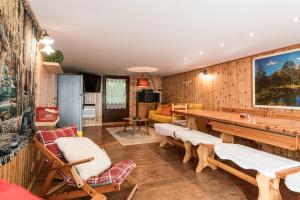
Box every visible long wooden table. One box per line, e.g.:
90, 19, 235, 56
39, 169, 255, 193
173, 110, 300, 150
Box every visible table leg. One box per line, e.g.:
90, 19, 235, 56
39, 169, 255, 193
145, 121, 149, 135
138, 121, 141, 130
124, 121, 128, 132
132, 122, 136, 136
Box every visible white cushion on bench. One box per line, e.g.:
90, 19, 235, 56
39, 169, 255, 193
175, 130, 222, 146
286, 172, 300, 193
214, 143, 300, 179
154, 123, 189, 138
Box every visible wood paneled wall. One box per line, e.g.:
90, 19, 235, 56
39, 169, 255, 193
0, 144, 37, 189
35, 51, 57, 106
162, 43, 300, 112
162, 43, 300, 160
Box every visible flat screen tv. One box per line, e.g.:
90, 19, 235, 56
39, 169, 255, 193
83, 74, 102, 93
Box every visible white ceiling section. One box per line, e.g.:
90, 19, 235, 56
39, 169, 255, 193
29, 0, 300, 76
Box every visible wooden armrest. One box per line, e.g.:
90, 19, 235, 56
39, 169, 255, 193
48, 157, 94, 171
99, 141, 119, 148
277, 165, 300, 179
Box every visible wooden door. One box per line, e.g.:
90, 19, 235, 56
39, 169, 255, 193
102, 76, 130, 122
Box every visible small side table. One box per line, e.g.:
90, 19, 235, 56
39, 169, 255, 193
123, 117, 149, 136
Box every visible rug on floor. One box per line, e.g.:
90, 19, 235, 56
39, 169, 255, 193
106, 126, 160, 146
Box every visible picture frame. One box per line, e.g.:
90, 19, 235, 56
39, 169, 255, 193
253, 48, 300, 110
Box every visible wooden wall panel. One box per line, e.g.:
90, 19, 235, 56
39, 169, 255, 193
162, 43, 300, 112
162, 44, 300, 160
35, 51, 57, 106
0, 144, 37, 189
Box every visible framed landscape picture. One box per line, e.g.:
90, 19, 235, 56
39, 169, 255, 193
253, 48, 300, 109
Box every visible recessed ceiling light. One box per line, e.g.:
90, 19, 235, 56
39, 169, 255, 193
199, 51, 203, 55
220, 43, 224, 48
184, 57, 188, 61
291, 17, 299, 22
127, 66, 158, 73
249, 32, 254, 37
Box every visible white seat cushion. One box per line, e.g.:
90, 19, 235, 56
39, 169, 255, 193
286, 171, 300, 193
175, 130, 222, 146
55, 137, 112, 181
214, 143, 300, 179
154, 123, 189, 138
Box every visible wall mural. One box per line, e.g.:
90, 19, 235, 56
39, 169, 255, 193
0, 0, 38, 165
253, 49, 300, 109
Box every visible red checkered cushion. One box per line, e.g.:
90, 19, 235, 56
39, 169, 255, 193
36, 126, 77, 158
67, 160, 136, 186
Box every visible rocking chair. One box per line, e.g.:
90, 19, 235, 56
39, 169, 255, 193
33, 126, 138, 200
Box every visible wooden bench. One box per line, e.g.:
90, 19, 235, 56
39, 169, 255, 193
174, 130, 222, 172
154, 123, 189, 147
208, 143, 300, 200
154, 123, 223, 172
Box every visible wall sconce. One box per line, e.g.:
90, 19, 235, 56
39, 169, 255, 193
39, 29, 55, 55
199, 69, 208, 75
182, 80, 192, 86
199, 69, 213, 81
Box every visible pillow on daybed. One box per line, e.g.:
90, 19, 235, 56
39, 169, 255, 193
55, 137, 112, 180
159, 105, 172, 116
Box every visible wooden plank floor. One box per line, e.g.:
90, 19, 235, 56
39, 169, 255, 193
32, 126, 300, 200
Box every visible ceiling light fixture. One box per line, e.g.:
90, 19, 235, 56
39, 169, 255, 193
199, 51, 203, 55
127, 66, 158, 73
249, 32, 254, 37
291, 17, 299, 22
220, 43, 224, 48
184, 57, 188, 61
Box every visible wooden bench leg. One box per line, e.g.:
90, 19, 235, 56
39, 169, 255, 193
183, 142, 192, 163
187, 117, 197, 130
256, 173, 281, 200
196, 144, 217, 173
271, 178, 282, 200
160, 136, 168, 147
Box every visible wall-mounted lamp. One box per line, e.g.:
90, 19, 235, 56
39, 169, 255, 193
41, 44, 55, 55
200, 69, 208, 75
39, 29, 55, 55
199, 69, 213, 81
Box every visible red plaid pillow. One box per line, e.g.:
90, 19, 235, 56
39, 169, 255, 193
36, 126, 77, 158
